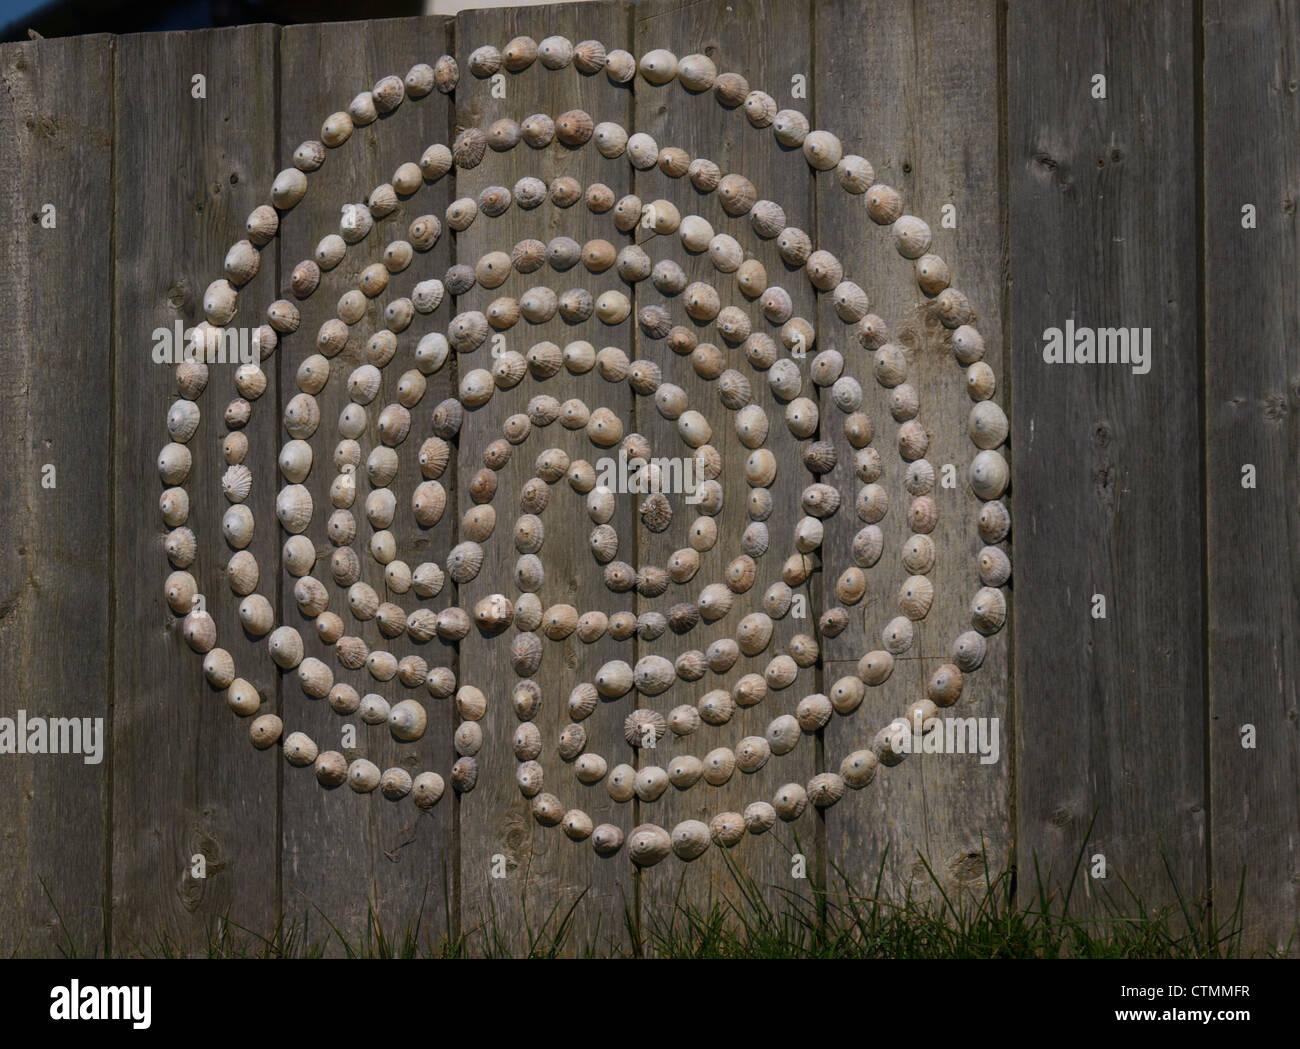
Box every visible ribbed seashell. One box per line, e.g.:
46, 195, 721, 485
332, 635, 366, 671
445, 541, 483, 585
157, 442, 192, 485
865, 182, 904, 225
772, 782, 807, 822
952, 630, 988, 673
165, 527, 197, 570
635, 47, 675, 84
502, 34, 537, 71
316, 105, 355, 148
854, 441, 883, 481
807, 773, 847, 810
666, 756, 703, 791
328, 545, 359, 588
510, 633, 542, 677
433, 607, 470, 643
896, 419, 929, 461
783, 397, 818, 439
624, 823, 671, 869
759, 652, 790, 691
223, 677, 259, 716
274, 525, 314, 575
971, 586, 1008, 635
882, 615, 915, 655
519, 113, 554, 148
899, 533, 935, 575
314, 612, 343, 644
262, 625, 301, 670
222, 432, 248, 466
364, 449, 397, 493
666, 820, 709, 862
968, 400, 1009, 450
166, 399, 200, 444
407, 562, 443, 601
271, 167, 308, 211
750, 199, 786, 239
825, 673, 864, 715
898, 575, 935, 620
174, 357, 209, 400
970, 450, 1010, 500
555, 108, 593, 148
955, 327, 991, 373
699, 748, 733, 786
406, 772, 444, 811
889, 214, 932, 258
311, 749, 347, 789
247, 713, 282, 751
781, 551, 812, 587
977, 545, 1012, 588
672, 50, 715, 90
915, 253, 950, 296
624, 708, 667, 750
739, 87, 776, 127
856, 483, 889, 524
792, 693, 831, 733
274, 484, 312, 534
532, 33, 571, 68
740, 521, 770, 559
220, 504, 252, 550
801, 482, 841, 519
904, 459, 937, 497
937, 287, 974, 327
467, 44, 501, 77
242, 205, 279, 250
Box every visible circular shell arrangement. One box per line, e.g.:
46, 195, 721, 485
159, 38, 1010, 867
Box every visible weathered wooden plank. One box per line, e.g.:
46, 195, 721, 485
111, 26, 282, 954
1203, 0, 1300, 955
1009, 1, 1205, 911
0, 34, 114, 957
631, 0, 820, 934
454, 1, 638, 956
816, 0, 1011, 906
278, 15, 458, 954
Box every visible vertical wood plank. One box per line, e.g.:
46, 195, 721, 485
454, 1, 638, 956
632, 0, 820, 932
1203, 0, 1300, 954
815, 0, 1011, 905
278, 15, 458, 955
111, 26, 282, 954
0, 34, 114, 957
1009, 1, 1206, 911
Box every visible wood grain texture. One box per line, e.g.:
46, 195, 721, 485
110, 26, 281, 954
631, 0, 820, 928
278, 15, 458, 956
815, 0, 1010, 905
454, 1, 638, 956
8, 0, 1300, 956
0, 34, 114, 956
1008, 0, 1206, 911
1203, 0, 1300, 954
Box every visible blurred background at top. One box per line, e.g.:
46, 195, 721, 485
0, 0, 604, 43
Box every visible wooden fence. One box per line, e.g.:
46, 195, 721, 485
0, 0, 1295, 956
